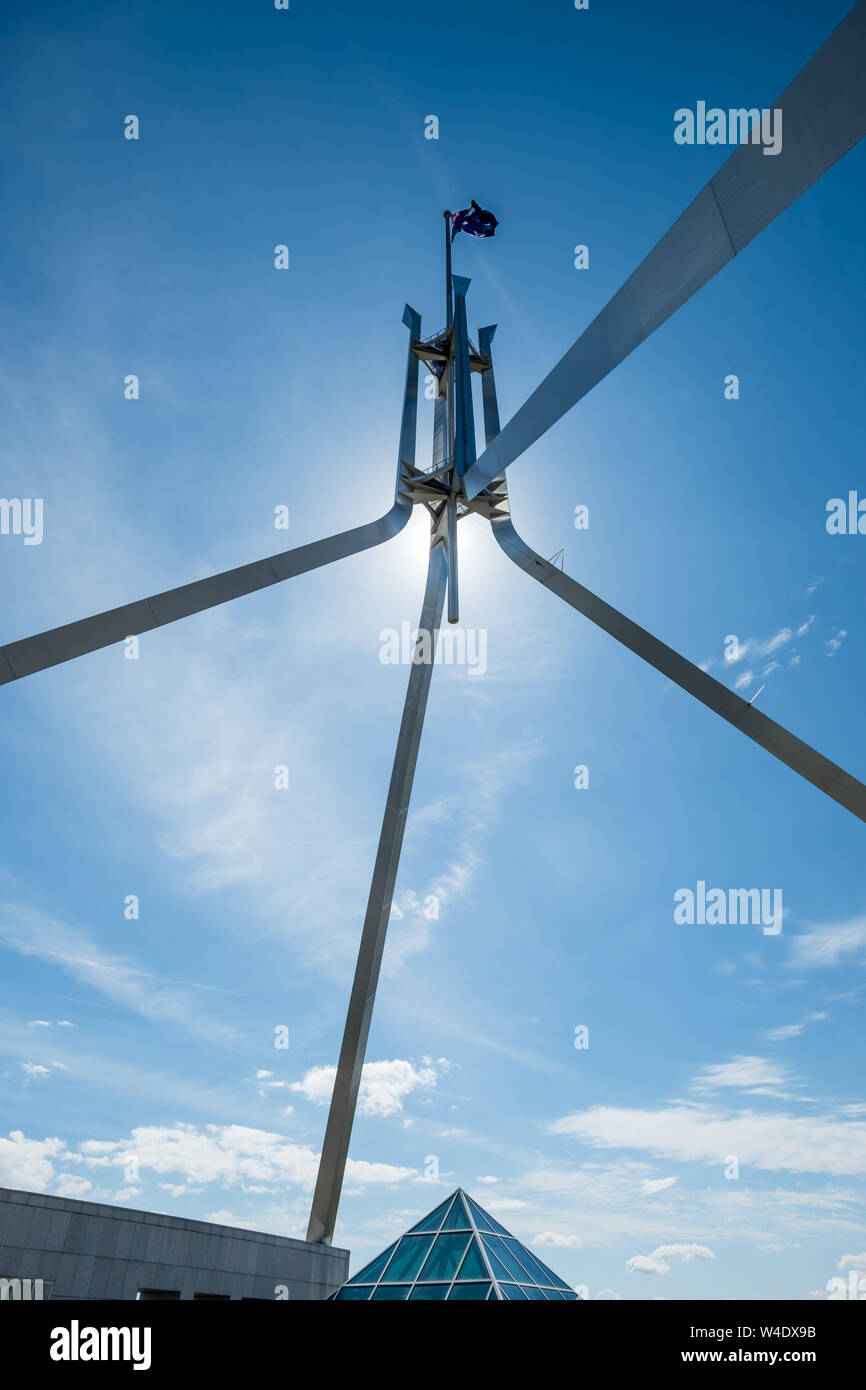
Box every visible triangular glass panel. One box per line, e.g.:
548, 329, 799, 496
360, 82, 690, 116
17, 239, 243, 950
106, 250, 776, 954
346, 1241, 397, 1285
465, 1195, 496, 1232
407, 1195, 455, 1234
440, 1192, 471, 1231
482, 1234, 535, 1284
455, 1237, 488, 1282
381, 1234, 435, 1283
505, 1241, 559, 1288
522, 1250, 572, 1291
467, 1196, 511, 1236
478, 1238, 513, 1285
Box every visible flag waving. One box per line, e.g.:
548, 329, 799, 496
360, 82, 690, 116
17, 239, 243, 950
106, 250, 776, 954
451, 200, 499, 242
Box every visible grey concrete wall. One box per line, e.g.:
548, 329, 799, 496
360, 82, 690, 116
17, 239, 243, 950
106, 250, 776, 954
0, 1187, 348, 1301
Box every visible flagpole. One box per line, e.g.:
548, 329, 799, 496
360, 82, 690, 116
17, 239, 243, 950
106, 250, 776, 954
443, 209, 455, 466
443, 209, 459, 623
444, 209, 453, 332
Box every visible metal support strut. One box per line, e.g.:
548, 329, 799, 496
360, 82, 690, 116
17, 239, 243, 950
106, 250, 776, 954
305, 535, 448, 1245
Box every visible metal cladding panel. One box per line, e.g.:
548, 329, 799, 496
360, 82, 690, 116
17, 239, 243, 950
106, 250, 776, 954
0, 1187, 349, 1300
1, 600, 158, 679
148, 559, 278, 624
432, 390, 448, 469
599, 187, 733, 361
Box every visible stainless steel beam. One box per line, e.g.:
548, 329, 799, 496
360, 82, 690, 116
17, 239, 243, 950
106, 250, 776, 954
477, 325, 501, 446
306, 537, 448, 1245
491, 516, 866, 822
0, 505, 411, 685
464, 0, 866, 499
446, 494, 459, 625
452, 276, 477, 479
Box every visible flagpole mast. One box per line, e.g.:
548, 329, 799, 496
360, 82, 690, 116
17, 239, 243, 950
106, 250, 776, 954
444, 209, 459, 624
444, 209, 453, 332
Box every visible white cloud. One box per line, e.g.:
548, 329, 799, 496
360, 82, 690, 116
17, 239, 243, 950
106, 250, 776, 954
512, 1157, 865, 1252
764, 1023, 805, 1041
764, 1013, 827, 1042
78, 1122, 414, 1191
54, 1174, 92, 1199
692, 1056, 791, 1094
837, 1252, 866, 1271
788, 917, 866, 970
290, 1058, 450, 1117
626, 1243, 715, 1275
550, 1103, 866, 1177
251, 1070, 292, 1098
0, 1131, 65, 1191
640, 1176, 678, 1195
721, 617, 817, 687
533, 1230, 582, 1248
19, 1060, 66, 1080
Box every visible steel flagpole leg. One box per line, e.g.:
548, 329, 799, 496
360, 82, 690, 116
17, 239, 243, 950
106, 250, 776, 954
306, 536, 448, 1246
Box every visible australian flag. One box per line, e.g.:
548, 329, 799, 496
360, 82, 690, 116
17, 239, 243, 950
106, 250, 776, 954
451, 200, 498, 242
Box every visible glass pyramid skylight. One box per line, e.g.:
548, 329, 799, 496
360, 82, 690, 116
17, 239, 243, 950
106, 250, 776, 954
330, 1189, 581, 1301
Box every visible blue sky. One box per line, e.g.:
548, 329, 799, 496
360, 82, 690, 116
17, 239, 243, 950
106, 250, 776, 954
1, 0, 865, 1300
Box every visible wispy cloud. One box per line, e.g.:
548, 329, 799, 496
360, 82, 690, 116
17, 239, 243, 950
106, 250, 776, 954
764, 1013, 827, 1042
0, 904, 241, 1042
385, 737, 540, 972
691, 1056, 793, 1095
788, 917, 866, 970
